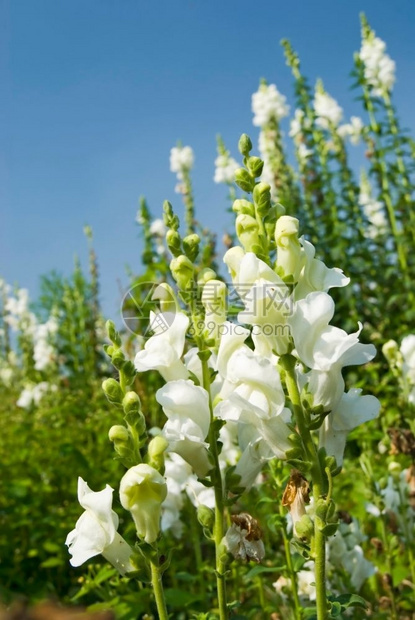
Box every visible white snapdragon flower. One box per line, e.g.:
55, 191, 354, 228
359, 35, 395, 96
134, 311, 189, 381
17, 381, 51, 409
170, 146, 194, 178
66, 478, 134, 575
400, 335, 415, 399
33, 316, 59, 371
156, 379, 212, 477
214, 154, 239, 184
287, 291, 376, 411
252, 83, 289, 126
329, 519, 376, 590
120, 464, 167, 544
338, 116, 364, 145
319, 388, 380, 465
359, 184, 387, 238
314, 91, 343, 129
150, 218, 167, 238
294, 238, 350, 300
224, 250, 292, 356
297, 142, 313, 163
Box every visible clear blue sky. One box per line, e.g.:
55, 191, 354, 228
2, 0, 414, 320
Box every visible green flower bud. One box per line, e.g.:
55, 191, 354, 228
122, 391, 141, 415
234, 168, 255, 193
166, 230, 182, 257
388, 461, 402, 479
197, 268, 217, 285
102, 378, 124, 406
382, 340, 399, 365
109, 425, 131, 459
197, 505, 215, 530
170, 255, 194, 290
163, 200, 178, 228
232, 199, 255, 216
105, 320, 121, 348
294, 514, 314, 540
253, 182, 271, 216
147, 435, 169, 472
238, 133, 253, 157
276, 203, 286, 217
246, 156, 264, 179
235, 214, 260, 252
111, 350, 125, 370
109, 424, 130, 443
275, 215, 304, 281
183, 233, 200, 262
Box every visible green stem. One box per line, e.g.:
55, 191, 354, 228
280, 355, 328, 620
364, 89, 408, 274
280, 506, 302, 619
379, 517, 398, 620
200, 355, 228, 620
150, 557, 169, 620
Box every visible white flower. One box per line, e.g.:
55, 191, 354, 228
319, 388, 380, 464
297, 142, 313, 162
294, 238, 350, 301
314, 91, 343, 129
252, 83, 289, 126
359, 35, 395, 95
120, 464, 167, 544
156, 379, 212, 477
66, 478, 134, 575
338, 116, 364, 145
17, 381, 51, 408
170, 145, 194, 179
134, 311, 189, 382
150, 218, 167, 237
214, 154, 239, 184
288, 291, 376, 410
223, 518, 265, 563
359, 188, 387, 237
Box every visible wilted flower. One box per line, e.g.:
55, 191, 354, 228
224, 513, 265, 562
282, 470, 311, 537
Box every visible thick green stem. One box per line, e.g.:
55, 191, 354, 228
280, 355, 328, 620
150, 558, 169, 620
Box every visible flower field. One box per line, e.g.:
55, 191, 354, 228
1, 14, 415, 620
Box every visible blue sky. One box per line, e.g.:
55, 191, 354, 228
2, 0, 414, 320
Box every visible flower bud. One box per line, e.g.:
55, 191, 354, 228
275, 215, 303, 281
388, 461, 402, 479
109, 425, 131, 459
183, 233, 200, 262
294, 514, 314, 540
102, 378, 124, 406
234, 168, 255, 193
122, 391, 141, 414
232, 199, 255, 216
166, 230, 182, 257
151, 282, 177, 314
197, 505, 215, 530
253, 182, 271, 216
147, 435, 169, 472
111, 350, 125, 370
235, 214, 260, 252
109, 425, 129, 443
197, 268, 217, 285
120, 464, 167, 544
382, 340, 399, 365
170, 255, 194, 290
238, 133, 253, 157
246, 156, 264, 178
106, 320, 121, 348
